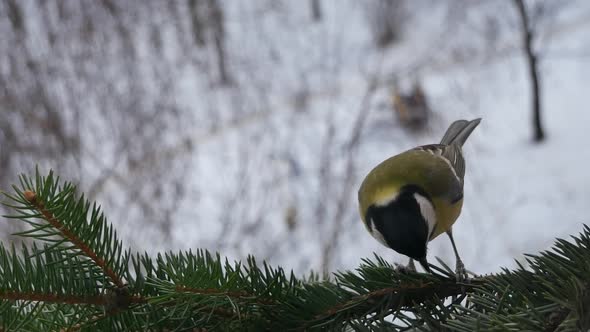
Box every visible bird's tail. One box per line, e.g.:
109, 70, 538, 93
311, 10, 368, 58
439, 118, 481, 146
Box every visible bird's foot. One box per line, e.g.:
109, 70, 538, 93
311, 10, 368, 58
394, 261, 417, 274
455, 259, 468, 282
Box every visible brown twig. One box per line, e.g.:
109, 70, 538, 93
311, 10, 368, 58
1, 291, 105, 306
2, 290, 148, 332
23, 190, 124, 288
309, 279, 480, 326
175, 285, 276, 305
0, 290, 146, 306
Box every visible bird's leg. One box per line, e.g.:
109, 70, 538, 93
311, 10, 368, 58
447, 229, 467, 281
407, 258, 416, 272
394, 258, 417, 274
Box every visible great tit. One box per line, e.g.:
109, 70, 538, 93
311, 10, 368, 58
358, 118, 481, 276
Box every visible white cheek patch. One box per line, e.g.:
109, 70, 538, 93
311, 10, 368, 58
368, 218, 389, 247
413, 193, 437, 239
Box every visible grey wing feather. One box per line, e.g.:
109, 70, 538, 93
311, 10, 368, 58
414, 144, 465, 181
439, 120, 469, 145
411, 119, 480, 202
413, 144, 464, 203
432, 118, 481, 178
440, 118, 481, 147
445, 144, 465, 180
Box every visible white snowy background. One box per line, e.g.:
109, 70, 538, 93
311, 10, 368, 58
1, 0, 589, 277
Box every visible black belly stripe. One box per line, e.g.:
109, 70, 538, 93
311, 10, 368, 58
365, 185, 429, 260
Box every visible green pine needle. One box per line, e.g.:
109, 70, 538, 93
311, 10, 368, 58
1, 170, 589, 331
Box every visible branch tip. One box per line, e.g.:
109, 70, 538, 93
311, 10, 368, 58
23, 190, 37, 203
21, 189, 124, 288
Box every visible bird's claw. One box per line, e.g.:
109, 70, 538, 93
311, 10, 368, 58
394, 262, 417, 274
455, 259, 468, 282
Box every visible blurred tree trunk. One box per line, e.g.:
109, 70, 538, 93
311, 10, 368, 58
6, 0, 24, 32
208, 0, 231, 85
311, 0, 322, 22
188, 0, 206, 46
0, 0, 193, 246
187, 0, 231, 85
513, 0, 545, 142
368, 0, 404, 48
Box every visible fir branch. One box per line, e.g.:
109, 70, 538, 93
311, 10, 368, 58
313, 279, 477, 322
1, 292, 104, 306
280, 262, 483, 331
174, 286, 276, 306
0, 290, 145, 307
446, 225, 590, 331
146, 251, 298, 329
2, 170, 590, 331
0, 244, 101, 300
22, 190, 124, 288
2, 170, 130, 291
0, 243, 146, 314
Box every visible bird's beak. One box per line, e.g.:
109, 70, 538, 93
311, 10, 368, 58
418, 257, 431, 273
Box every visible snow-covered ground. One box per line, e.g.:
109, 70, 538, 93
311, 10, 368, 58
160, 1, 590, 276
5, 1, 587, 278
351, 48, 590, 275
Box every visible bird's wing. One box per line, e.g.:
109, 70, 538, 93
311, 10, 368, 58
413, 144, 465, 185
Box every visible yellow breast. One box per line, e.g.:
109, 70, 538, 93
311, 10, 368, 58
429, 198, 463, 240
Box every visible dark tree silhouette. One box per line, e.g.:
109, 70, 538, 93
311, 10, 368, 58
513, 0, 545, 142
311, 0, 322, 22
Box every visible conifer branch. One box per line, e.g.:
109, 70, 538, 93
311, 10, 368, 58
1, 170, 589, 330
0, 290, 145, 307
22, 190, 124, 288
2, 170, 130, 293
1, 291, 105, 306
175, 286, 276, 305
313, 279, 478, 323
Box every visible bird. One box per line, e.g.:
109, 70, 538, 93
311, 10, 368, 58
357, 118, 481, 278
